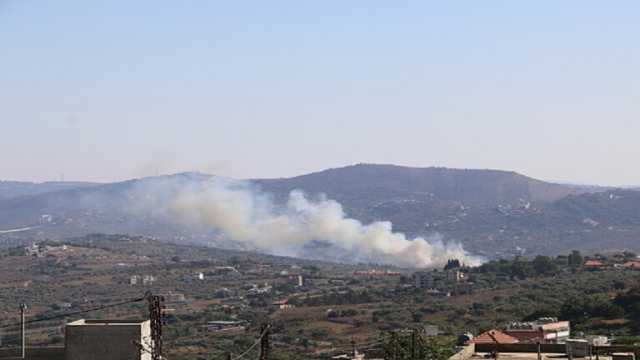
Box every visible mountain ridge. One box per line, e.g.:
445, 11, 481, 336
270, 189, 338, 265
0, 164, 633, 259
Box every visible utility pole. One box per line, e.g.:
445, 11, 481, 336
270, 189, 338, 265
147, 294, 164, 360
20, 304, 27, 359
259, 324, 271, 360
537, 342, 542, 360
393, 332, 398, 360
411, 329, 417, 360
351, 338, 356, 358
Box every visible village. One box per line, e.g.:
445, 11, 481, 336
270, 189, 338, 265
1, 235, 640, 359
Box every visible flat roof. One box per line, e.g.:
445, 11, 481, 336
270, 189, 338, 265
67, 319, 149, 326
470, 353, 612, 360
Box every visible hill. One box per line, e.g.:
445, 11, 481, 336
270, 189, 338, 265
1, 164, 636, 260
254, 164, 586, 207
0, 180, 98, 200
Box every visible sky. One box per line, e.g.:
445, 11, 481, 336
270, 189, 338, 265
1, 1, 639, 185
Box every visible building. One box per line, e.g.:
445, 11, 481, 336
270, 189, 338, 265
426, 288, 450, 297
584, 260, 606, 270
211, 266, 241, 276
467, 330, 519, 345
206, 320, 247, 332
40, 214, 53, 224
246, 284, 272, 297
587, 335, 610, 346
623, 261, 640, 270
414, 271, 441, 289
25, 243, 42, 257
163, 292, 186, 303
331, 350, 367, 360
447, 270, 467, 283
505, 318, 570, 343
272, 299, 294, 310
142, 275, 155, 286
129, 274, 156, 286
353, 269, 401, 277
448, 342, 620, 360
288, 274, 304, 287
65, 319, 152, 360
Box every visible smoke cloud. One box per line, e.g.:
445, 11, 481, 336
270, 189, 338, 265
168, 177, 480, 268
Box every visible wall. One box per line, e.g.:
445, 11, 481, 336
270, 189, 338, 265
475, 343, 566, 353
504, 330, 542, 343
0, 347, 65, 360
449, 344, 475, 360
65, 323, 145, 360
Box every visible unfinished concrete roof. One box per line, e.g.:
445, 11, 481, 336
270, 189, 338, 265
470, 353, 612, 360
67, 319, 149, 326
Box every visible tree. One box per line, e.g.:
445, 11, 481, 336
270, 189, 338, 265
412, 311, 424, 323
510, 260, 534, 279
561, 294, 624, 323
568, 250, 583, 267
444, 259, 461, 271
532, 255, 558, 276
615, 286, 640, 320
381, 330, 454, 360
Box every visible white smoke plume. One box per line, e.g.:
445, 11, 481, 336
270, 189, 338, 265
169, 177, 480, 268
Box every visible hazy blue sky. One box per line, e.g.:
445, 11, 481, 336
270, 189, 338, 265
2, 1, 639, 185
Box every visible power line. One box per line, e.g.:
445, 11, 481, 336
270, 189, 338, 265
329, 340, 383, 353
231, 324, 270, 360
0, 295, 146, 331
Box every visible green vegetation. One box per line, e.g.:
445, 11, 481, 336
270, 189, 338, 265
380, 330, 454, 360
4, 234, 640, 359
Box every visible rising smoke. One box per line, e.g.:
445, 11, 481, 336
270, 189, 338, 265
168, 177, 480, 268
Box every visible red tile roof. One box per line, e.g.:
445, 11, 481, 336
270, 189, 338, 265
623, 261, 640, 269
468, 330, 519, 344
584, 260, 605, 267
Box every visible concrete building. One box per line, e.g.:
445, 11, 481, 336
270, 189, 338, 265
142, 275, 156, 286
288, 274, 304, 287
447, 270, 466, 283
163, 291, 186, 303
447, 342, 619, 360
206, 320, 248, 332
65, 319, 152, 360
40, 214, 53, 224
505, 318, 570, 343
272, 299, 294, 310
414, 271, 440, 288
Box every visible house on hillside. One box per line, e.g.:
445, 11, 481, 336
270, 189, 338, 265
272, 299, 293, 310
623, 261, 640, 270
413, 271, 445, 289
584, 260, 606, 270
206, 320, 247, 332
446, 270, 467, 282
467, 329, 519, 345
505, 318, 570, 343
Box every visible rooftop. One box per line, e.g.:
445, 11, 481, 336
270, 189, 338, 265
468, 330, 519, 344
67, 319, 149, 326
469, 353, 612, 360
